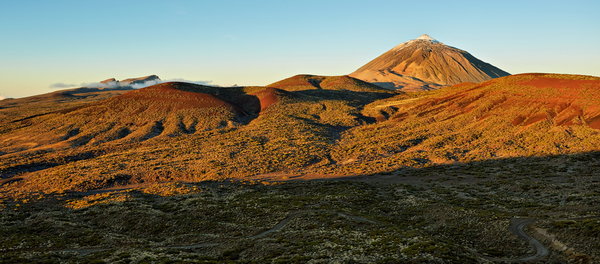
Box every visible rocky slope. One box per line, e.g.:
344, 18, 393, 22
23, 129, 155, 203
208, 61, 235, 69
331, 73, 600, 175
1, 74, 600, 195
350, 34, 510, 91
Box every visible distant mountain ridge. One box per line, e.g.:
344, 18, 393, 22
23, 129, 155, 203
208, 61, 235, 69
350, 34, 510, 91
98, 75, 160, 88
268, 74, 392, 93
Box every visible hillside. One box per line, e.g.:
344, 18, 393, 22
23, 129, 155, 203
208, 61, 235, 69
0, 78, 392, 194
329, 73, 600, 175
0, 74, 166, 126
1, 73, 600, 263
1, 73, 600, 195
268, 74, 392, 93
0, 88, 131, 130
350, 34, 510, 91
0, 83, 262, 154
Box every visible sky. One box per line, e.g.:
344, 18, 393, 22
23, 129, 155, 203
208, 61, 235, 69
0, 0, 599, 98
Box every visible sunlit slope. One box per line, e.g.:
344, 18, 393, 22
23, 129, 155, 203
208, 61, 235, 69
0, 83, 266, 154
0, 88, 130, 128
3, 74, 600, 194
1, 79, 394, 193
268, 74, 393, 93
350, 35, 510, 91
331, 74, 600, 174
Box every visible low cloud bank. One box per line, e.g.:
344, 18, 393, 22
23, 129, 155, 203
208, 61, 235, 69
50, 78, 216, 90
50, 83, 77, 89
82, 79, 162, 89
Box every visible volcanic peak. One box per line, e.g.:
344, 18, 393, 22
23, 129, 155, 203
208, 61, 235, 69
415, 34, 439, 42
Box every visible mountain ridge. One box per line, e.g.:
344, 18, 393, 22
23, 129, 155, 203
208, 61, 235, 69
350, 34, 510, 91
2, 73, 600, 195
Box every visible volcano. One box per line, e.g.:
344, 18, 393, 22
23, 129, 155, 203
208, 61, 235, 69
350, 34, 510, 91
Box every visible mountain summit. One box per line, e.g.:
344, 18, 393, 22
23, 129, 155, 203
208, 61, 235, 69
415, 34, 438, 42
350, 34, 510, 91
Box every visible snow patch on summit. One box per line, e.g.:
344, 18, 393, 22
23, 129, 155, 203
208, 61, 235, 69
416, 34, 436, 41
350, 34, 510, 90
393, 34, 440, 50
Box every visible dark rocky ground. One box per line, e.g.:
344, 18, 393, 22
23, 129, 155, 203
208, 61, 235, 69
1, 164, 598, 263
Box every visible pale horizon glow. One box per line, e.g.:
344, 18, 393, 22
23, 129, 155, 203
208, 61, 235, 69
1, 0, 599, 98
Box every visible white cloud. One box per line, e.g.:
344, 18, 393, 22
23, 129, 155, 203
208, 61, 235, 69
50, 82, 77, 89
129, 79, 162, 89
50, 78, 217, 90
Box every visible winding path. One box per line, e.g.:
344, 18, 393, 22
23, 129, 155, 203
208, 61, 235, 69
54, 209, 379, 256
52, 212, 553, 262
485, 218, 549, 263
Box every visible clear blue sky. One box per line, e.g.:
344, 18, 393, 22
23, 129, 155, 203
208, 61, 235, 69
1, 0, 599, 98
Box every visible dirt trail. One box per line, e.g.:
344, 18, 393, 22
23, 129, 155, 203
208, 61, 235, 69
248, 211, 302, 239
248, 209, 380, 240
53, 209, 379, 256
46, 211, 555, 262
486, 218, 549, 263
48, 184, 566, 261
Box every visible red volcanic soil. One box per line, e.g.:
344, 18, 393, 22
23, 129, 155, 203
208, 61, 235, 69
117, 82, 237, 111
267, 74, 326, 91
248, 87, 280, 111
319, 75, 389, 91
268, 74, 390, 93
0, 82, 254, 151
514, 76, 600, 128
386, 74, 600, 130
518, 77, 600, 90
